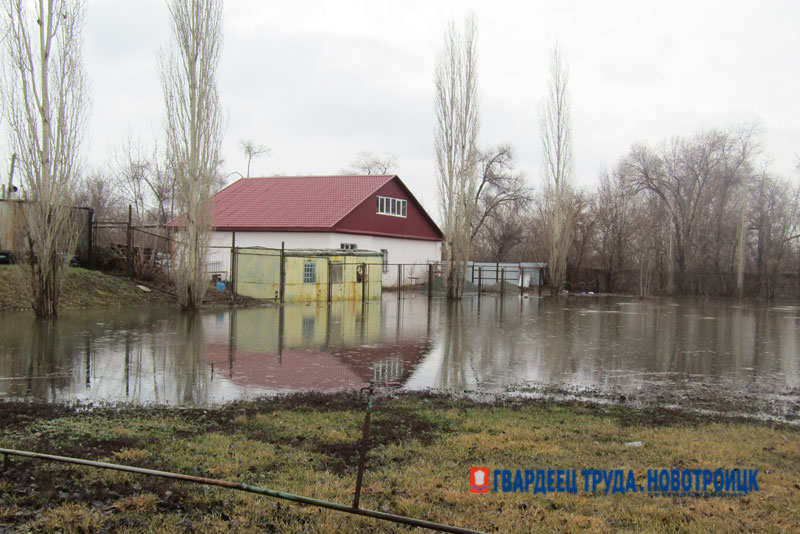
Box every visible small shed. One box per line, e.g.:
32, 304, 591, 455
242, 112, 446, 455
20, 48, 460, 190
233, 247, 383, 303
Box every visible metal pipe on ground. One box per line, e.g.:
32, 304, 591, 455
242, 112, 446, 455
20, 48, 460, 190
0, 448, 485, 534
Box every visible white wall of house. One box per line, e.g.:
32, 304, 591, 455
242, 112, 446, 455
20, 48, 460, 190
207, 230, 440, 287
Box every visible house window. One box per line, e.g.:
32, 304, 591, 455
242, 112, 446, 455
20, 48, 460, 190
376, 196, 407, 218
340, 243, 357, 250
303, 261, 316, 283
381, 249, 389, 273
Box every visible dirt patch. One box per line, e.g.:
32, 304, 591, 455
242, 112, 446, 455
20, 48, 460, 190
170, 394, 452, 476
0, 401, 78, 432
30, 434, 142, 463
1, 458, 189, 530
304, 409, 450, 475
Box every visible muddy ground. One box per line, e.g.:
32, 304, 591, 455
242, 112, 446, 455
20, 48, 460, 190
2, 392, 799, 533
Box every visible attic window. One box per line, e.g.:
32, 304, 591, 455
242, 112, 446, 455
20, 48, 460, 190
340, 243, 357, 250
376, 196, 407, 218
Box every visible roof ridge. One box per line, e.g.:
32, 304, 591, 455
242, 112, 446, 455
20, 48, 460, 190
243, 174, 395, 180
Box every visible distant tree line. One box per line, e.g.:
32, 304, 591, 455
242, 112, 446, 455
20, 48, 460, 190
470, 124, 800, 298
428, 16, 800, 300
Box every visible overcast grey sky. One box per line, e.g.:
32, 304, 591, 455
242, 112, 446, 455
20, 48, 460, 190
69, 1, 800, 215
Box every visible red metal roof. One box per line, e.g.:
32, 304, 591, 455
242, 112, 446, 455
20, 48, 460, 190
212, 175, 393, 230
168, 175, 443, 240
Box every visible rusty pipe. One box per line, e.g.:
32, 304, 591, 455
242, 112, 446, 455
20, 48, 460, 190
0, 448, 485, 534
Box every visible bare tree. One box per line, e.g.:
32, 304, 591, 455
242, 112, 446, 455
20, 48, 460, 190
435, 14, 480, 300
472, 203, 529, 261
344, 150, 397, 175
240, 139, 269, 177
161, 0, 224, 310
589, 166, 639, 292
2, 0, 88, 317
749, 170, 800, 298
565, 192, 593, 282
112, 136, 176, 225
624, 126, 756, 294
539, 43, 577, 293
76, 171, 123, 221
112, 135, 151, 223
145, 145, 177, 226
470, 144, 530, 239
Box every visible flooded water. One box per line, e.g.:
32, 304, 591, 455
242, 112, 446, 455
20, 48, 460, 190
1, 295, 799, 419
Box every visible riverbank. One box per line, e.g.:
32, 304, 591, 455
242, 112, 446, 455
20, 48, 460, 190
0, 266, 174, 312
1, 393, 798, 533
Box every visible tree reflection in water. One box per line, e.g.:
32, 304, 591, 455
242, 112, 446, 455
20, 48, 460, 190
1, 296, 798, 411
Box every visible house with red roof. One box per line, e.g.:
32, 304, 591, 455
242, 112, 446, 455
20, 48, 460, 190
197, 175, 443, 286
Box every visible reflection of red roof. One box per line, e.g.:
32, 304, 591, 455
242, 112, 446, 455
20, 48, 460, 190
167, 175, 443, 241
206, 341, 429, 392
211, 349, 365, 390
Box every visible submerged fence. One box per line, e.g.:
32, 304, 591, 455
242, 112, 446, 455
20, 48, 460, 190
465, 262, 546, 290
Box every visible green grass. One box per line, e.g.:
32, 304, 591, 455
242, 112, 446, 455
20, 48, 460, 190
1, 395, 799, 533
0, 266, 171, 312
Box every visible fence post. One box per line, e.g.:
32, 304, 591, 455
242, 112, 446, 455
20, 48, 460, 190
500, 268, 505, 297
397, 263, 402, 294
495, 262, 499, 282
126, 205, 133, 280
230, 247, 237, 302
278, 305, 285, 363
87, 209, 94, 269
230, 233, 237, 302
279, 241, 285, 304
92, 218, 98, 270
478, 266, 482, 296
538, 268, 544, 296
361, 262, 367, 304
427, 264, 433, 299
327, 259, 332, 303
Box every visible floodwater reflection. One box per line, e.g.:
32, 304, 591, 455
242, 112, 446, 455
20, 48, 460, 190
1, 295, 799, 411
0, 297, 433, 404
405, 297, 800, 401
